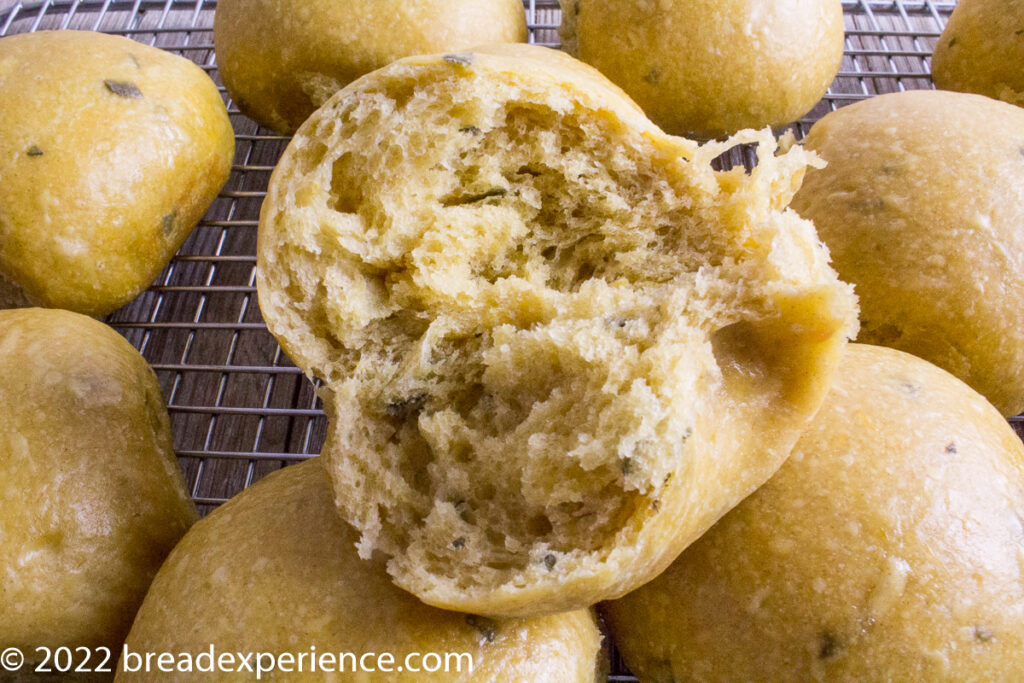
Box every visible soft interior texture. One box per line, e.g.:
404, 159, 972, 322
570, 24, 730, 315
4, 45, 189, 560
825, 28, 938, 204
258, 47, 857, 615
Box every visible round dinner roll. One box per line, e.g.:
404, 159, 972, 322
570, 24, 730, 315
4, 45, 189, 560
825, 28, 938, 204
213, 0, 527, 134
604, 344, 1024, 681
931, 0, 1024, 107
0, 309, 197, 661
257, 44, 858, 617
118, 458, 605, 683
791, 89, 1024, 417
0, 30, 234, 317
560, 0, 845, 138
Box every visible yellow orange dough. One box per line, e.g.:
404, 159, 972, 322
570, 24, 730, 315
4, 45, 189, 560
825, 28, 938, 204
604, 344, 1024, 681
118, 459, 605, 682
256, 44, 858, 617
932, 0, 1024, 107
561, 0, 845, 138
213, 0, 527, 134
0, 30, 234, 317
0, 309, 197, 663
792, 89, 1024, 417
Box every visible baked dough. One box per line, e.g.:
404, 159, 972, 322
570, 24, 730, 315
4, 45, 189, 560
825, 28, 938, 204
792, 89, 1024, 417
0, 30, 234, 317
561, 0, 845, 138
932, 0, 1024, 107
118, 459, 605, 682
214, 0, 527, 134
257, 44, 858, 617
0, 308, 197, 661
604, 343, 1024, 681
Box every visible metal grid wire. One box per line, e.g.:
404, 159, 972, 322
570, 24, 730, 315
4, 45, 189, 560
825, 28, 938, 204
1, 0, 1002, 680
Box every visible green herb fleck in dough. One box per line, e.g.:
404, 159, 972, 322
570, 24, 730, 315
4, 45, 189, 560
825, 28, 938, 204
442, 188, 507, 207
643, 67, 661, 85
974, 626, 995, 642
104, 79, 143, 98
620, 457, 634, 475
819, 631, 840, 659
26, 145, 43, 157
650, 498, 661, 512
946, 442, 957, 454
947, 37, 958, 47
161, 210, 177, 236
443, 53, 473, 66
454, 500, 470, 523
465, 615, 497, 643
384, 392, 427, 419
459, 126, 482, 135
543, 554, 557, 570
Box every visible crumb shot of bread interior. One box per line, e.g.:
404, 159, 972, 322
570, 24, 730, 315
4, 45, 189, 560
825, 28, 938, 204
256, 44, 858, 617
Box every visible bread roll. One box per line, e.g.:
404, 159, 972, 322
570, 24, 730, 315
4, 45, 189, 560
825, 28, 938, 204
792, 89, 1024, 417
604, 344, 1024, 681
256, 44, 858, 617
0, 30, 234, 317
0, 308, 197, 662
119, 459, 605, 682
214, 0, 527, 134
932, 0, 1024, 107
561, 0, 845, 138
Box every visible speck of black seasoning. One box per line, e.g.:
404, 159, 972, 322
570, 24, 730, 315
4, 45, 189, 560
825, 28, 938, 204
161, 209, 177, 236
452, 537, 466, 549
642, 67, 661, 85
465, 615, 497, 643
459, 125, 482, 135
945, 442, 958, 455
384, 392, 427, 419
819, 631, 840, 660
974, 626, 995, 642
443, 53, 473, 66
899, 381, 920, 397
948, 36, 958, 47
543, 554, 557, 571
26, 145, 43, 157
620, 457, 634, 476
104, 79, 143, 98
650, 499, 661, 512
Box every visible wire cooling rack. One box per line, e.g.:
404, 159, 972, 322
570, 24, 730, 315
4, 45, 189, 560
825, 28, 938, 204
0, 0, 992, 680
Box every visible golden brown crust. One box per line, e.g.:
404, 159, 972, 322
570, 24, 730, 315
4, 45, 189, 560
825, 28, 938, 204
932, 0, 1024, 106
0, 308, 197, 659
604, 344, 1024, 681
561, 0, 845, 137
0, 30, 234, 317
792, 89, 1024, 417
214, 0, 527, 134
257, 44, 857, 617
119, 459, 605, 683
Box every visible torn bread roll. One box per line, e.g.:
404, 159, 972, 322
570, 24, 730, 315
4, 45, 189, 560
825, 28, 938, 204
257, 44, 858, 617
